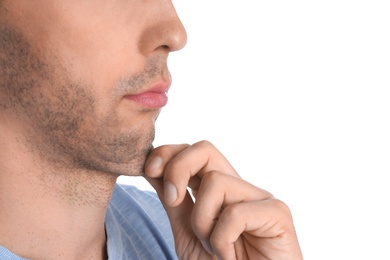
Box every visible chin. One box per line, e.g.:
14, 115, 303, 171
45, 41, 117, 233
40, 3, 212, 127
78, 154, 146, 178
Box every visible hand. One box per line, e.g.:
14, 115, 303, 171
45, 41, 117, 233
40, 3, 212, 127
144, 141, 303, 260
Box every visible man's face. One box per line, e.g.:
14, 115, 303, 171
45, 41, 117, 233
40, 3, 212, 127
0, 1, 187, 176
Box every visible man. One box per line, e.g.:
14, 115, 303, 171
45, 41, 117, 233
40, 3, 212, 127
0, 1, 302, 259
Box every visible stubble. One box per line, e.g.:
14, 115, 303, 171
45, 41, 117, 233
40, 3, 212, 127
0, 19, 156, 178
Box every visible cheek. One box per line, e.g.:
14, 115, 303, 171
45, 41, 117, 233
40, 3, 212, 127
34, 80, 96, 136
44, 20, 140, 98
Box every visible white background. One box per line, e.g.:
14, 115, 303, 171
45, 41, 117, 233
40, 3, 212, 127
118, 1, 390, 259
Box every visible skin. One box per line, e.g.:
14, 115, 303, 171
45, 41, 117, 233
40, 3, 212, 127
0, 0, 302, 259
145, 142, 303, 259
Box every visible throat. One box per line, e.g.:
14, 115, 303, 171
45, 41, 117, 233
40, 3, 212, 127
39, 167, 118, 209
0, 165, 116, 259
0, 125, 117, 259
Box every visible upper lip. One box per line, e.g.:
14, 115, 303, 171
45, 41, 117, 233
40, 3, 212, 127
125, 80, 171, 96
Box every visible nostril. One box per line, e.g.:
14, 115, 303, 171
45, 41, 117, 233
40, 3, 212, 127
138, 20, 187, 55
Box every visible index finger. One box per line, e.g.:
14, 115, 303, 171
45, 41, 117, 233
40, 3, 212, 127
145, 140, 240, 206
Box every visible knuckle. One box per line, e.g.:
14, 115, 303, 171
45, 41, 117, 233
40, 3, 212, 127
202, 170, 222, 183
221, 203, 242, 219
268, 199, 296, 233
267, 199, 294, 225
271, 198, 291, 214
190, 215, 209, 240
194, 140, 215, 150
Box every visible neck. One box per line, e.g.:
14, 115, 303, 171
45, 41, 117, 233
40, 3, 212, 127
0, 127, 117, 259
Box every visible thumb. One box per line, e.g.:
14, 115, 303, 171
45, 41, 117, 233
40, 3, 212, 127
145, 176, 200, 255
145, 176, 194, 225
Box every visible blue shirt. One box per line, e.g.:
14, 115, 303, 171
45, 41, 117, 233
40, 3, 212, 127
0, 183, 178, 260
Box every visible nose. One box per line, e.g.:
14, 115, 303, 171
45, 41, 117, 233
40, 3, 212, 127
139, 1, 187, 55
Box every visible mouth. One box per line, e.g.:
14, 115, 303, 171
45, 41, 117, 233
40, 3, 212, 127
124, 81, 171, 109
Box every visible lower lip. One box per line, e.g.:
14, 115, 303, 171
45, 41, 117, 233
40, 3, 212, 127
125, 92, 168, 109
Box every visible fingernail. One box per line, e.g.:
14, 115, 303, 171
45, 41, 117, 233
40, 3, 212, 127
200, 239, 214, 255
148, 156, 162, 173
164, 182, 177, 206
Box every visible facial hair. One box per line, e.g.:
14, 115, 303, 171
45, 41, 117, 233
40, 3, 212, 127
0, 21, 161, 177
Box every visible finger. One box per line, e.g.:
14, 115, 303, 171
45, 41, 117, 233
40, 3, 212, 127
144, 143, 201, 206
144, 143, 190, 178
145, 175, 215, 258
161, 140, 240, 206
210, 199, 301, 259
144, 144, 189, 202
191, 171, 273, 242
